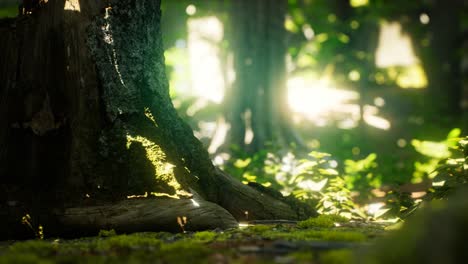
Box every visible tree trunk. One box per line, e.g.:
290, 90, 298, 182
330, 0, 379, 128
408, 0, 462, 117
214, 0, 303, 154
0, 0, 313, 239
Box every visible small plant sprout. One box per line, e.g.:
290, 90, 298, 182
367, 203, 390, 219
21, 214, 44, 239
37, 225, 44, 240
177, 216, 188, 233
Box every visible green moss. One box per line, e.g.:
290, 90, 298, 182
264, 229, 366, 242
212, 231, 231, 241
98, 229, 117, 237
298, 214, 349, 229
94, 234, 162, 253
7, 241, 57, 257
0, 223, 380, 263
246, 224, 275, 234
0, 241, 57, 264
192, 231, 217, 243
235, 224, 280, 240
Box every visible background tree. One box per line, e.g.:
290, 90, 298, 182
216, 0, 303, 153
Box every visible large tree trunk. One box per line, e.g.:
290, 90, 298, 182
0, 0, 313, 239
214, 0, 303, 154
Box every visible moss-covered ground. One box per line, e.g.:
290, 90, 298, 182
0, 215, 390, 264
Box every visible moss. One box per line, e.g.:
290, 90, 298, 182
93, 234, 162, 253
234, 224, 279, 240
0, 220, 387, 263
0, 226, 377, 263
212, 231, 231, 242
7, 241, 57, 257
298, 214, 349, 229
192, 231, 217, 243
98, 229, 117, 237
264, 229, 366, 242
246, 224, 275, 234
0, 241, 58, 264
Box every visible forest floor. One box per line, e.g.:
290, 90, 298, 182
0, 215, 392, 264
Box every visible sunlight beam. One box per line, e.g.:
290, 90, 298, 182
375, 21, 417, 67
188, 17, 224, 103
64, 0, 80, 12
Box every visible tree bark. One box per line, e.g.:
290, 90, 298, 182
0, 0, 313, 239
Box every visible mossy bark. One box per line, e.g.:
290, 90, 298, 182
0, 0, 313, 239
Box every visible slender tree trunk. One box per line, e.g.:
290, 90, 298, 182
329, 0, 379, 129
0, 0, 313, 239
462, 30, 468, 126
217, 0, 303, 154
409, 0, 462, 117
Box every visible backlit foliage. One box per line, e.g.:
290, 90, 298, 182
426, 135, 468, 199
222, 133, 467, 220
411, 128, 462, 183
224, 149, 379, 219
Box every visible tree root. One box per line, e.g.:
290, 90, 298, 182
56, 197, 238, 236
213, 168, 315, 221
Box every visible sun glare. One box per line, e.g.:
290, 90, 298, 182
287, 77, 359, 122
173, 15, 397, 131
64, 0, 80, 12
350, 0, 369, 8
186, 4, 197, 16
375, 21, 428, 89
188, 17, 225, 103
190, 199, 200, 207
364, 112, 391, 130
375, 21, 418, 67
419, 13, 430, 25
